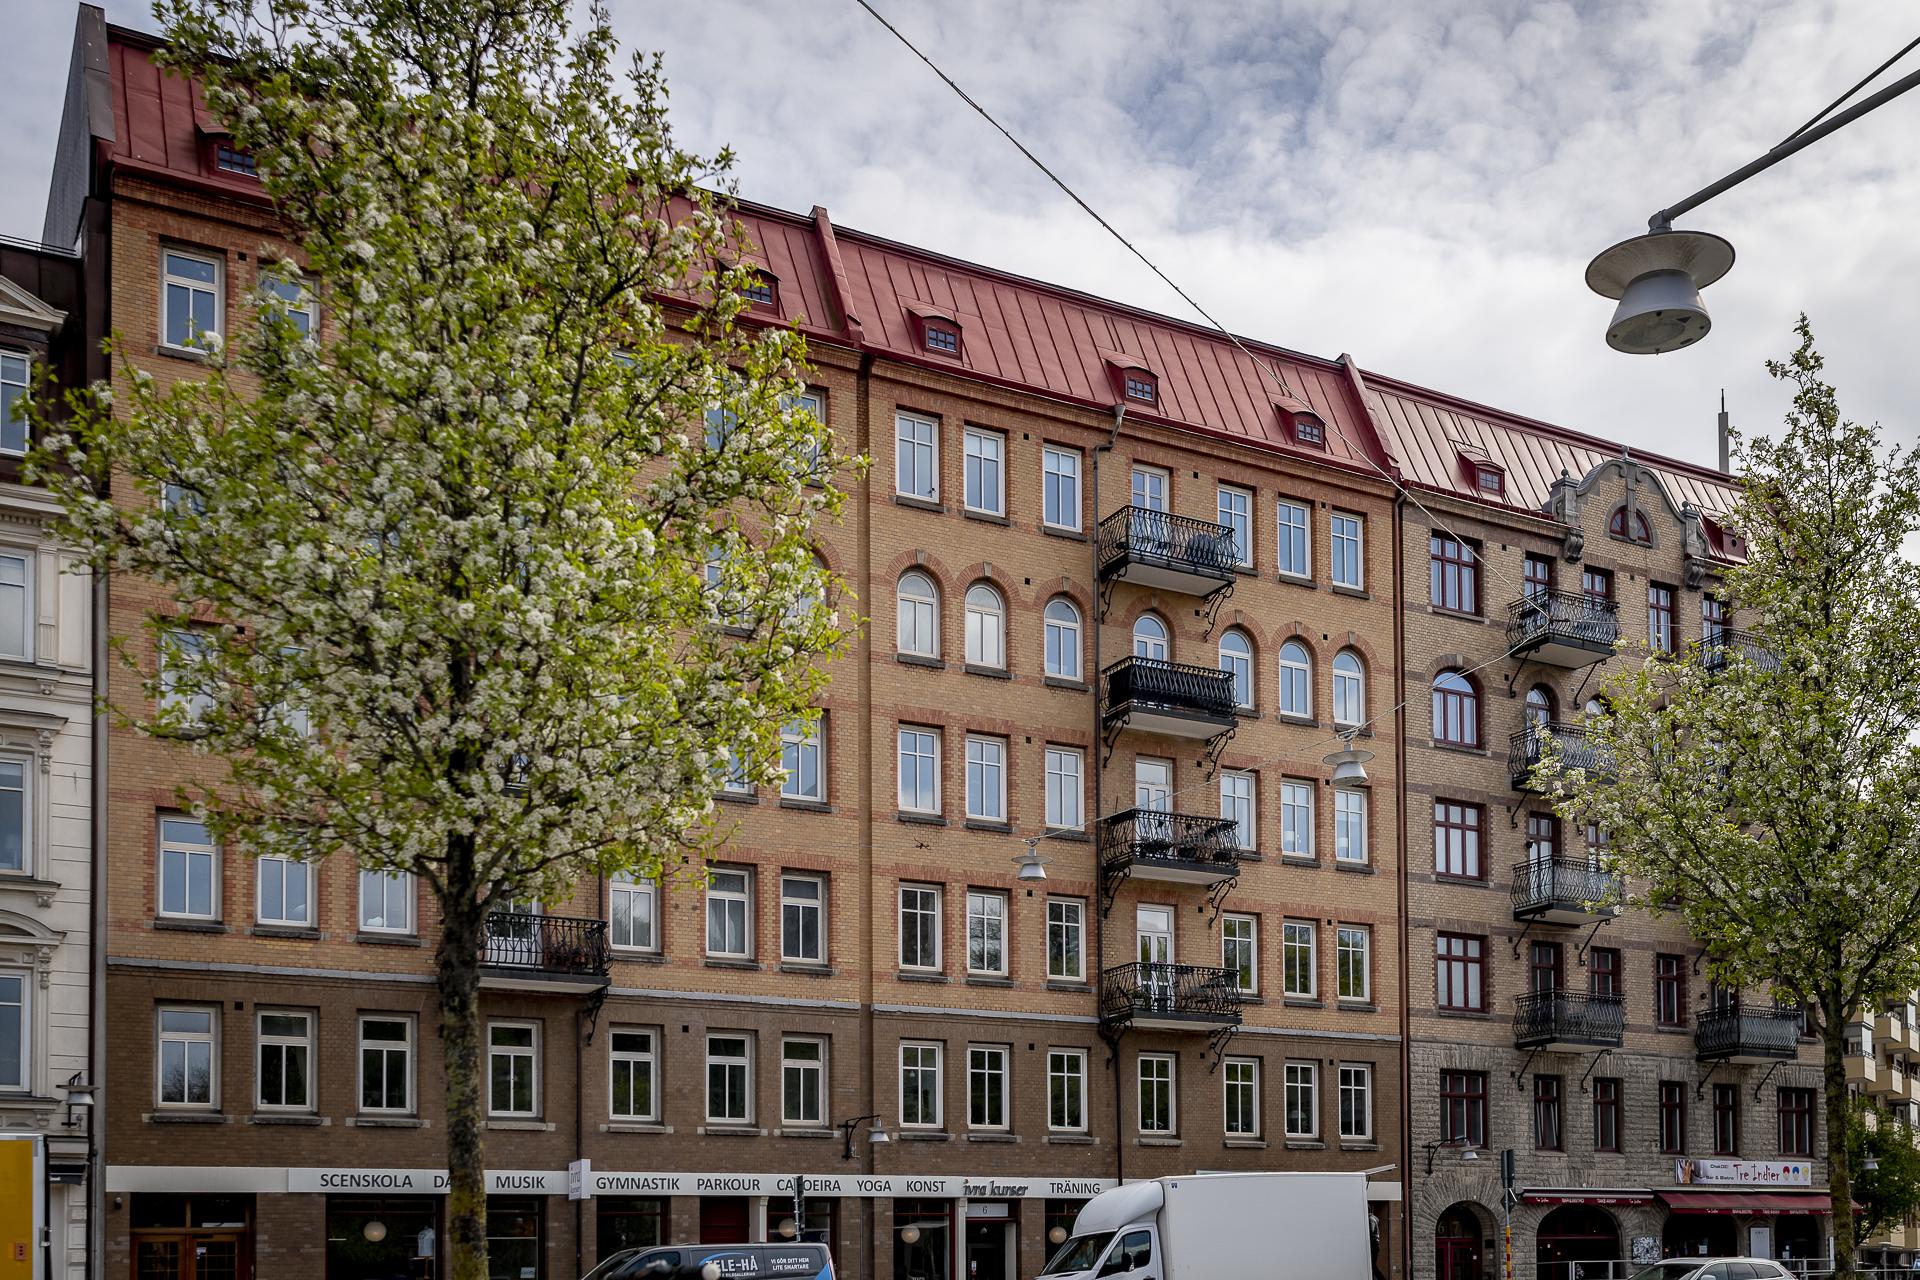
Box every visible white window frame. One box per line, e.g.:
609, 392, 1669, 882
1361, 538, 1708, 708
900, 883, 943, 971
1276, 499, 1311, 579
1046, 897, 1085, 982
966, 889, 1008, 976
1138, 1052, 1176, 1135
1130, 465, 1169, 512
1220, 770, 1255, 850
0, 756, 28, 876
1282, 919, 1317, 998
1043, 598, 1082, 680
160, 248, 222, 353
1218, 628, 1253, 707
609, 1027, 658, 1121
1042, 446, 1082, 530
899, 1040, 943, 1129
1222, 913, 1259, 994
0, 973, 27, 1092
1047, 1048, 1087, 1132
609, 873, 658, 952
963, 583, 1005, 670
898, 726, 941, 815
1044, 746, 1084, 831
1217, 485, 1253, 567
895, 411, 939, 500
897, 572, 940, 658
0, 551, 32, 662
0, 351, 30, 456
962, 426, 1005, 516
1277, 642, 1312, 719
156, 1005, 217, 1109
780, 715, 824, 802
1223, 1056, 1260, 1137
781, 1035, 827, 1128
1332, 650, 1365, 728
780, 872, 826, 964
1335, 789, 1369, 865
358, 868, 413, 934
158, 628, 214, 724
964, 734, 1006, 821
487, 1021, 539, 1118
705, 1032, 754, 1125
258, 273, 317, 339
1330, 512, 1364, 589
1339, 1062, 1374, 1140
966, 1043, 1011, 1130
255, 855, 313, 928
255, 1009, 313, 1112
1280, 779, 1315, 858
1132, 613, 1170, 662
1284, 1060, 1319, 1138
705, 867, 753, 959
357, 1015, 414, 1114
157, 816, 218, 921
1337, 926, 1372, 1003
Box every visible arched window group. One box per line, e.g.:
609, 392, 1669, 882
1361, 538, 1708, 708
897, 569, 1084, 679
1608, 505, 1651, 545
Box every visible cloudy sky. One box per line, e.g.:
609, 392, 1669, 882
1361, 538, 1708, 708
4, 1, 1914, 469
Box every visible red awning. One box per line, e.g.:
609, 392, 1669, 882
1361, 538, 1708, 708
1659, 1191, 1834, 1216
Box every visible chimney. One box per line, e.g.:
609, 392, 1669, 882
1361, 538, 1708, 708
1717, 390, 1731, 473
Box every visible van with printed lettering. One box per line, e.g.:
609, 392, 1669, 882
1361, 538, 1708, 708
1035, 1172, 1378, 1280
582, 1241, 834, 1280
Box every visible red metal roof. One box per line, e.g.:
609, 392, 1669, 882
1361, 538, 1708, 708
105, 26, 265, 201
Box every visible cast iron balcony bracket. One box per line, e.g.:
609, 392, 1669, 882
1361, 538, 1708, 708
1695, 1001, 1803, 1063
1100, 961, 1244, 1071
1507, 589, 1620, 667
1512, 989, 1626, 1052
1097, 808, 1243, 917
1511, 855, 1626, 924
1096, 507, 1240, 632
480, 911, 612, 985
1509, 721, 1613, 792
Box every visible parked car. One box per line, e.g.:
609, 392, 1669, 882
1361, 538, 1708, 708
584, 1242, 834, 1280
1628, 1260, 1794, 1280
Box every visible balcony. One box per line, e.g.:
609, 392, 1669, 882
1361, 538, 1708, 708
1101, 657, 1237, 740
1507, 590, 1619, 667
480, 912, 611, 991
1100, 809, 1241, 886
1510, 721, 1611, 792
1100, 962, 1243, 1034
1697, 629, 1780, 676
1874, 1009, 1919, 1056
1511, 856, 1624, 925
1513, 990, 1625, 1052
1695, 1003, 1803, 1063
1098, 506, 1239, 597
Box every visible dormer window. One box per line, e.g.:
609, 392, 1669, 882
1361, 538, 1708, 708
1609, 505, 1652, 545
1293, 414, 1325, 447
215, 144, 258, 177
924, 320, 960, 355
1124, 373, 1157, 405
742, 272, 777, 309
1474, 465, 1505, 496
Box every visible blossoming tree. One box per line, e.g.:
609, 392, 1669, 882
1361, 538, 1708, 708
33, 2, 852, 1275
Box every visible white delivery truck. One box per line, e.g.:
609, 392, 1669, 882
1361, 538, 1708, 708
1036, 1171, 1377, 1280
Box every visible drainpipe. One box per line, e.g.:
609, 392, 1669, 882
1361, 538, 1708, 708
1091, 404, 1124, 1182
1392, 491, 1412, 1280
89, 561, 107, 1279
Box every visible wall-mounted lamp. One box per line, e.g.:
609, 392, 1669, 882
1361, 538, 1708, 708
62, 1072, 94, 1129
839, 1114, 889, 1160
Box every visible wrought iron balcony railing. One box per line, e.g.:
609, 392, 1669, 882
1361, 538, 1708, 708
1101, 657, 1238, 733
1696, 1003, 1803, 1062
1513, 990, 1625, 1050
1507, 589, 1620, 666
1696, 629, 1781, 675
1511, 855, 1624, 923
481, 912, 611, 981
1100, 809, 1241, 880
1097, 506, 1240, 589
1510, 721, 1612, 791
1100, 962, 1243, 1031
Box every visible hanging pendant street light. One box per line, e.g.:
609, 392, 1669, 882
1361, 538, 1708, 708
1323, 732, 1374, 791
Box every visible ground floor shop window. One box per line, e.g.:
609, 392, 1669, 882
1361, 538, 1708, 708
701, 1197, 750, 1244
487, 1196, 542, 1280
131, 1194, 254, 1280
1042, 1200, 1086, 1256
894, 1199, 952, 1280
325, 1196, 440, 1280
777, 1199, 836, 1251
1775, 1217, 1821, 1266
597, 1198, 667, 1259
1663, 1214, 1736, 1259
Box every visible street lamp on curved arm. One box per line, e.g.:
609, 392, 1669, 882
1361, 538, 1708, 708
839, 1113, 890, 1160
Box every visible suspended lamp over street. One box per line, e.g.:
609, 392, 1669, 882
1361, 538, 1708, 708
1323, 732, 1374, 791
1013, 834, 1053, 882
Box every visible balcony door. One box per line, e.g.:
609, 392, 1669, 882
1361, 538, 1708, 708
1130, 466, 1168, 512
1129, 467, 1171, 557
1137, 904, 1174, 1009
1135, 759, 1173, 846
489, 897, 544, 966
1132, 615, 1169, 662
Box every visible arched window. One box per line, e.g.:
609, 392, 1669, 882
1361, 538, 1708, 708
965, 583, 1005, 669
1278, 641, 1312, 718
1526, 685, 1555, 729
1043, 599, 1082, 680
1584, 697, 1608, 719
1432, 670, 1479, 747
897, 571, 939, 658
1218, 628, 1253, 708
1608, 505, 1651, 545
1332, 650, 1365, 728
1132, 614, 1169, 662
786, 552, 826, 626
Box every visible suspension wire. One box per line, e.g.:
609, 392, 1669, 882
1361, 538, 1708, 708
1778, 34, 1920, 148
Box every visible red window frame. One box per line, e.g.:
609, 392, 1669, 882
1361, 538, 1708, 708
1778, 1087, 1815, 1156
1702, 595, 1728, 643
1440, 1070, 1487, 1147
1655, 953, 1687, 1027
1527, 812, 1559, 864
1533, 1074, 1563, 1151
1524, 553, 1553, 599
1659, 1080, 1687, 1153
1123, 372, 1158, 405
1581, 567, 1613, 603
1433, 801, 1484, 880
1292, 415, 1325, 447
1432, 672, 1480, 747
1712, 1083, 1740, 1155
1609, 505, 1652, 544
923, 320, 961, 356
1475, 466, 1505, 496
1649, 583, 1676, 653
1528, 941, 1563, 995
1593, 1077, 1622, 1152
1437, 933, 1486, 1012
1429, 535, 1479, 614
1589, 947, 1621, 998
741, 272, 778, 311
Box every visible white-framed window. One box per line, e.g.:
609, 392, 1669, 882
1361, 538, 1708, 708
158, 628, 214, 724
255, 1010, 312, 1111
966, 889, 1007, 975
0, 974, 26, 1090
1222, 913, 1258, 993
1218, 628, 1253, 707
488, 1022, 538, 1117
157, 1006, 217, 1108
897, 572, 940, 658
1334, 790, 1369, 865
782, 1036, 826, 1127
255, 856, 312, 927
1284, 1061, 1319, 1137
1224, 1057, 1260, 1137
1330, 512, 1364, 589
895, 411, 939, 500
898, 726, 940, 814
1277, 641, 1311, 718
358, 1015, 413, 1113
900, 1041, 943, 1128
900, 884, 942, 970
609, 1028, 657, 1121
964, 584, 1005, 669
609, 873, 657, 952
1048, 1048, 1087, 1131
0, 351, 30, 455
1339, 1062, 1373, 1140
1276, 499, 1310, 578
705, 867, 752, 958
1044, 746, 1084, 830
1138, 1053, 1176, 1134
1337, 926, 1372, 1002
1130, 465, 1168, 511
1220, 770, 1255, 850
158, 816, 218, 920
1132, 613, 1169, 662
1217, 485, 1253, 566
0, 552, 31, 660
258, 274, 316, 339
963, 427, 1005, 515
358, 868, 412, 933
967, 1044, 1010, 1129
965, 734, 1006, 821
783, 388, 828, 476
780, 872, 825, 964
706, 1033, 753, 1124
1282, 919, 1316, 997
0, 758, 28, 874
1332, 650, 1365, 728
1046, 898, 1084, 981
780, 715, 824, 802
1280, 779, 1314, 858
1042, 447, 1082, 529
1043, 598, 1082, 681
161, 248, 222, 351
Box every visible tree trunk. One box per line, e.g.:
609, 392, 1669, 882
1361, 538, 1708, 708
441, 842, 488, 1280
1824, 1001, 1855, 1278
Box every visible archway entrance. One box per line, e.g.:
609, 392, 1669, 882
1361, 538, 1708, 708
1436, 1204, 1486, 1280
1536, 1206, 1619, 1280
1662, 1212, 1736, 1260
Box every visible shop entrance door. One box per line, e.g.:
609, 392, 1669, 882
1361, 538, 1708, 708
701, 1198, 751, 1243
963, 1220, 1012, 1280
132, 1235, 243, 1279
